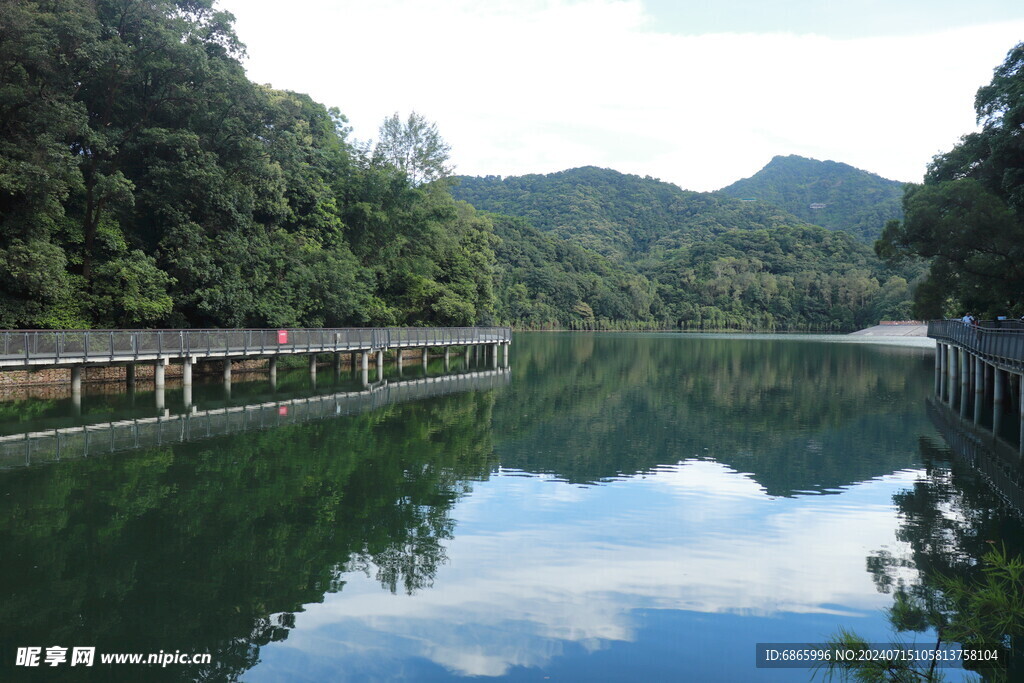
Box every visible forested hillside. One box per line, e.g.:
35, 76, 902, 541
454, 168, 919, 330
718, 155, 904, 242
0, 0, 918, 333
0, 0, 494, 329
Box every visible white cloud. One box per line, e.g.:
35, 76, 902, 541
231, 0, 1024, 190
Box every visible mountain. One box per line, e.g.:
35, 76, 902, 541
717, 155, 905, 242
452, 167, 920, 331
452, 166, 812, 262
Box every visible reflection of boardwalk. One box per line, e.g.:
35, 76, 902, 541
927, 398, 1024, 517
0, 370, 510, 470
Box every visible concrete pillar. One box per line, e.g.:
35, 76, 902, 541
223, 358, 232, 383
939, 343, 947, 401
934, 345, 942, 396
70, 366, 82, 393
268, 357, 277, 384
422, 347, 429, 365
309, 354, 317, 379
995, 368, 1007, 405
960, 350, 970, 418
154, 360, 166, 389
974, 356, 985, 424
361, 367, 370, 387
492, 343, 498, 368
949, 347, 959, 406
126, 363, 136, 385
155, 387, 165, 412
361, 351, 369, 371
444, 347, 450, 371
396, 349, 403, 368
503, 342, 510, 367
1019, 373, 1024, 454
334, 352, 342, 373
183, 357, 193, 386
71, 389, 81, 416
183, 384, 192, 411
376, 350, 384, 381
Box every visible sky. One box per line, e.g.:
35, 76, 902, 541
230, 0, 1024, 191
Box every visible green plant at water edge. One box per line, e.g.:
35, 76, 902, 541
821, 546, 1024, 682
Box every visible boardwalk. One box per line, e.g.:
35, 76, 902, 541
928, 319, 1024, 453
0, 326, 512, 389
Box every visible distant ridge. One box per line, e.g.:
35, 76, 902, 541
718, 155, 904, 242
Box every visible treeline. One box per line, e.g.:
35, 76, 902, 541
0, 0, 494, 329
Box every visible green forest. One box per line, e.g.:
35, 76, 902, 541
2, 1, 1018, 331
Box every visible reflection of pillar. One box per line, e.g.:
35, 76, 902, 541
71, 366, 82, 393
183, 357, 193, 386
974, 356, 984, 424
126, 363, 136, 386
183, 384, 193, 411
71, 388, 81, 416
154, 359, 166, 389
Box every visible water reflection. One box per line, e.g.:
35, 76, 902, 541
0, 332, 964, 681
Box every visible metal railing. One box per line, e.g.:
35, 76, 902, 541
928, 320, 1024, 372
0, 369, 511, 469
0, 326, 511, 367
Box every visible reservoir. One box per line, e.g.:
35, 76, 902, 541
0, 332, 1017, 681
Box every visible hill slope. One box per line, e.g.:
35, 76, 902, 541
718, 155, 904, 242
452, 166, 812, 261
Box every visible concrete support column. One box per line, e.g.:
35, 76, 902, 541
183, 357, 193, 387
269, 357, 278, 386
960, 350, 970, 418
444, 347, 450, 371
492, 343, 498, 368
70, 366, 82, 393
183, 384, 192, 411
994, 369, 1006, 438
396, 349, 403, 368
222, 359, 232, 383
361, 367, 370, 387
334, 352, 342, 373
974, 356, 985, 424
422, 347, 429, 365
934, 344, 942, 396
156, 387, 165, 412
361, 351, 369, 371
126, 363, 136, 385
154, 359, 166, 389
309, 354, 317, 379
504, 341, 510, 368
949, 346, 959, 406
939, 343, 947, 400
376, 350, 384, 381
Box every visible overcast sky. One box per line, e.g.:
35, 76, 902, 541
230, 0, 1024, 191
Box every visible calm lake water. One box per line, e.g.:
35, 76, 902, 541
1, 332, 1020, 682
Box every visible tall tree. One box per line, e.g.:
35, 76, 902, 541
877, 42, 1024, 318
373, 111, 453, 186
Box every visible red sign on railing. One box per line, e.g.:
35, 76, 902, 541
277, 330, 288, 344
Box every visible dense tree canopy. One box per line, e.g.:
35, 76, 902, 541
0, 0, 493, 329
877, 42, 1024, 319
